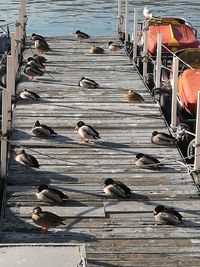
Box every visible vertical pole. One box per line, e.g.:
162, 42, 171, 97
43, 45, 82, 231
133, 8, 138, 60
125, 0, 129, 42
1, 87, 8, 178
6, 56, 14, 131
170, 56, 179, 131
118, 0, 122, 33
155, 33, 162, 88
143, 20, 148, 78
10, 33, 16, 97
15, 20, 20, 70
194, 91, 200, 171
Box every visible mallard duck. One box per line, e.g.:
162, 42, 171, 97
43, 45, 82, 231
78, 77, 99, 88
35, 39, 50, 53
151, 131, 176, 145
153, 205, 183, 225
14, 149, 40, 168
32, 120, 57, 138
75, 121, 100, 142
75, 30, 90, 41
108, 41, 123, 53
103, 178, 132, 198
31, 206, 65, 232
33, 54, 47, 64
19, 89, 40, 100
31, 33, 46, 42
135, 153, 161, 170
123, 89, 144, 103
89, 45, 105, 54
24, 64, 44, 80
35, 184, 69, 204
27, 57, 45, 69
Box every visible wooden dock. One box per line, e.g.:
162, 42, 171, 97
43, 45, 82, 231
1, 35, 200, 266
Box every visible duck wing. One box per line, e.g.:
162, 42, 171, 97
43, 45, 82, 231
25, 153, 40, 168
39, 211, 65, 226
115, 181, 132, 195
86, 125, 100, 138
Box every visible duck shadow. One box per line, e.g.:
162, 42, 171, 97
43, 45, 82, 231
91, 140, 135, 154
102, 192, 149, 201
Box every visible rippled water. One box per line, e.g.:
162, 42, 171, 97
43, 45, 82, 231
0, 0, 200, 37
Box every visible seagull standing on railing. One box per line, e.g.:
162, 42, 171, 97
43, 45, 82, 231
143, 6, 153, 18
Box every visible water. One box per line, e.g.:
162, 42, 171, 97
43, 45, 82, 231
0, 0, 200, 37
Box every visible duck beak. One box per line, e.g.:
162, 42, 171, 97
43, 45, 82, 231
153, 211, 157, 215
75, 126, 78, 131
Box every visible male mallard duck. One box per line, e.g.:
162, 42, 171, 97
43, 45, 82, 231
75, 121, 100, 142
31, 206, 65, 233
78, 77, 99, 88
32, 120, 57, 138
14, 149, 40, 168
89, 45, 105, 54
35, 184, 69, 204
31, 33, 46, 42
35, 39, 50, 53
24, 64, 44, 80
153, 205, 183, 225
19, 89, 40, 100
75, 30, 90, 41
151, 131, 176, 145
123, 89, 144, 103
108, 41, 123, 53
135, 153, 162, 170
33, 54, 47, 64
103, 178, 132, 198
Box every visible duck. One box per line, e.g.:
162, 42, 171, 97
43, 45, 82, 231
31, 206, 65, 233
75, 30, 90, 41
75, 121, 100, 142
103, 178, 132, 198
108, 41, 123, 53
78, 77, 99, 88
31, 33, 46, 42
123, 89, 144, 104
89, 45, 105, 54
151, 131, 176, 145
19, 89, 40, 100
153, 205, 183, 225
27, 57, 45, 70
135, 153, 162, 170
24, 64, 44, 80
35, 39, 50, 53
35, 184, 69, 204
33, 54, 47, 64
14, 149, 40, 168
32, 120, 57, 138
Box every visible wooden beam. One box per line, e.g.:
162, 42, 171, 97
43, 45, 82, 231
194, 91, 200, 171
133, 8, 138, 60
155, 33, 162, 88
142, 20, 148, 78
117, 0, 122, 33
125, 0, 129, 42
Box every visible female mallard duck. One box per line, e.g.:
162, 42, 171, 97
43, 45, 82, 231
75, 121, 100, 142
32, 120, 57, 138
108, 41, 123, 53
104, 178, 132, 198
14, 149, 40, 168
89, 45, 105, 54
35, 184, 69, 204
78, 77, 99, 88
35, 39, 50, 53
151, 131, 176, 145
135, 153, 162, 170
75, 30, 90, 41
153, 205, 183, 225
19, 89, 40, 100
123, 89, 144, 104
31, 206, 65, 233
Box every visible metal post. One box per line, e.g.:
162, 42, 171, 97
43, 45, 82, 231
117, 0, 122, 33
133, 8, 138, 60
10, 33, 16, 97
1, 87, 8, 178
142, 19, 148, 78
125, 0, 129, 42
194, 91, 200, 171
155, 33, 162, 88
15, 20, 20, 70
170, 56, 179, 131
6, 56, 14, 131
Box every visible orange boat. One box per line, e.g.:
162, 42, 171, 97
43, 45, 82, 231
177, 68, 200, 117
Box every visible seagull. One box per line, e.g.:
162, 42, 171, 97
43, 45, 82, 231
103, 178, 132, 198
19, 89, 40, 100
89, 45, 105, 54
123, 89, 144, 104
151, 131, 176, 145
31, 206, 65, 233
75, 121, 100, 142
135, 153, 162, 170
78, 77, 99, 88
143, 6, 153, 18
35, 184, 69, 204
14, 149, 40, 168
108, 41, 123, 53
75, 30, 90, 41
153, 205, 183, 225
32, 120, 57, 138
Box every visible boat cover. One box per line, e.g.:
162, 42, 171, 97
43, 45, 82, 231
177, 68, 200, 116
